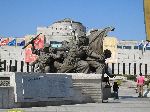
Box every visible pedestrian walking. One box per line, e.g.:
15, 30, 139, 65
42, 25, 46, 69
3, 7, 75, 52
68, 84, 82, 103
137, 73, 145, 97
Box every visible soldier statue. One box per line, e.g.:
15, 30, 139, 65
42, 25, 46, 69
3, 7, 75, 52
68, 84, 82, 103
30, 43, 60, 73
58, 26, 115, 76
58, 36, 90, 73
23, 27, 115, 77
53, 40, 70, 72
76, 35, 113, 76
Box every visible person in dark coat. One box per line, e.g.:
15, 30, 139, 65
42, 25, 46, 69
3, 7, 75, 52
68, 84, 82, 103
113, 81, 119, 99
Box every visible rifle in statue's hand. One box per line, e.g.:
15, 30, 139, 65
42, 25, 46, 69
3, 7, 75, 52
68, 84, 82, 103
22, 33, 42, 49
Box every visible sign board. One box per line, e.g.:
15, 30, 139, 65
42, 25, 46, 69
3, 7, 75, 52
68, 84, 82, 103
14, 73, 73, 102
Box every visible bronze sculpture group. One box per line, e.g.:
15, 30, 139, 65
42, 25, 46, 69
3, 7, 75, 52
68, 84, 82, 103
24, 26, 115, 78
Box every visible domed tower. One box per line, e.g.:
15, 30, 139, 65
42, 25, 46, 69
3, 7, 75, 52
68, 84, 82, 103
37, 18, 86, 44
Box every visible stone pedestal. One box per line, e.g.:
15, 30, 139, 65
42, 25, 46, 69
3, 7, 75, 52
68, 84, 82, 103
0, 72, 112, 108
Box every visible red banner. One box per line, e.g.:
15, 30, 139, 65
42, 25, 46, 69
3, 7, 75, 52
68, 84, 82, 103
25, 44, 38, 63
25, 34, 44, 63
34, 35, 44, 49
25, 44, 33, 63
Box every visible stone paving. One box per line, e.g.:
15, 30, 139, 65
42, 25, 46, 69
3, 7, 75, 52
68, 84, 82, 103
1, 80, 150, 112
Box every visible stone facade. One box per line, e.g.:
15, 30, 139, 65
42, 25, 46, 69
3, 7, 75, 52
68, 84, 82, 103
0, 46, 25, 72
107, 40, 150, 75
37, 18, 86, 43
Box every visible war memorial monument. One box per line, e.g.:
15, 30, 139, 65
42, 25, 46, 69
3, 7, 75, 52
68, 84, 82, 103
0, 22, 115, 108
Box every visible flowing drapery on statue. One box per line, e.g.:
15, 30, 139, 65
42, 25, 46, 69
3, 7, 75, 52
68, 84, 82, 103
88, 26, 115, 55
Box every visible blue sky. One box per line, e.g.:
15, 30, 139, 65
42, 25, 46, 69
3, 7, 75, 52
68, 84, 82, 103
0, 0, 145, 40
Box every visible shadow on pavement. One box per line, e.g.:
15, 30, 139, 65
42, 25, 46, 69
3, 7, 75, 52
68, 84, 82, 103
119, 96, 137, 99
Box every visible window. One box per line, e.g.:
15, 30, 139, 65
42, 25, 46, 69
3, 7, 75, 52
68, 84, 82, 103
134, 63, 136, 75
139, 63, 142, 73
50, 41, 62, 48
9, 60, 12, 72
118, 63, 120, 75
139, 46, 143, 50
15, 60, 17, 72
123, 46, 131, 49
145, 64, 147, 75
117, 45, 122, 49
27, 62, 29, 73
21, 61, 24, 72
129, 63, 131, 75
2, 60, 6, 71
134, 46, 138, 49
146, 47, 150, 50
123, 63, 125, 74
112, 63, 114, 74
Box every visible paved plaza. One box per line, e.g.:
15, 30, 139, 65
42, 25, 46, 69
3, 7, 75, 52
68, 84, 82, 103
1, 80, 150, 112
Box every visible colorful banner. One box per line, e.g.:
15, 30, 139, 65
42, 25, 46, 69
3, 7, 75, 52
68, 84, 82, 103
25, 44, 33, 63
7, 39, 16, 46
17, 40, 25, 46
146, 42, 150, 47
144, 0, 150, 41
25, 44, 38, 63
0, 38, 9, 46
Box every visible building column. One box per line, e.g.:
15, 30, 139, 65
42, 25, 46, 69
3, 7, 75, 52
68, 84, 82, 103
114, 63, 118, 75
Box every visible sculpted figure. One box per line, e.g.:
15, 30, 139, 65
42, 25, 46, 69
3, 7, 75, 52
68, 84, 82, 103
30, 43, 60, 73
58, 36, 89, 73
58, 26, 115, 76
87, 27, 115, 78
23, 27, 115, 76
53, 40, 70, 72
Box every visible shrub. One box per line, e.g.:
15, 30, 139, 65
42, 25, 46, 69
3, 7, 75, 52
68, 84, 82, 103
116, 79, 122, 86
126, 75, 136, 81
145, 80, 150, 86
